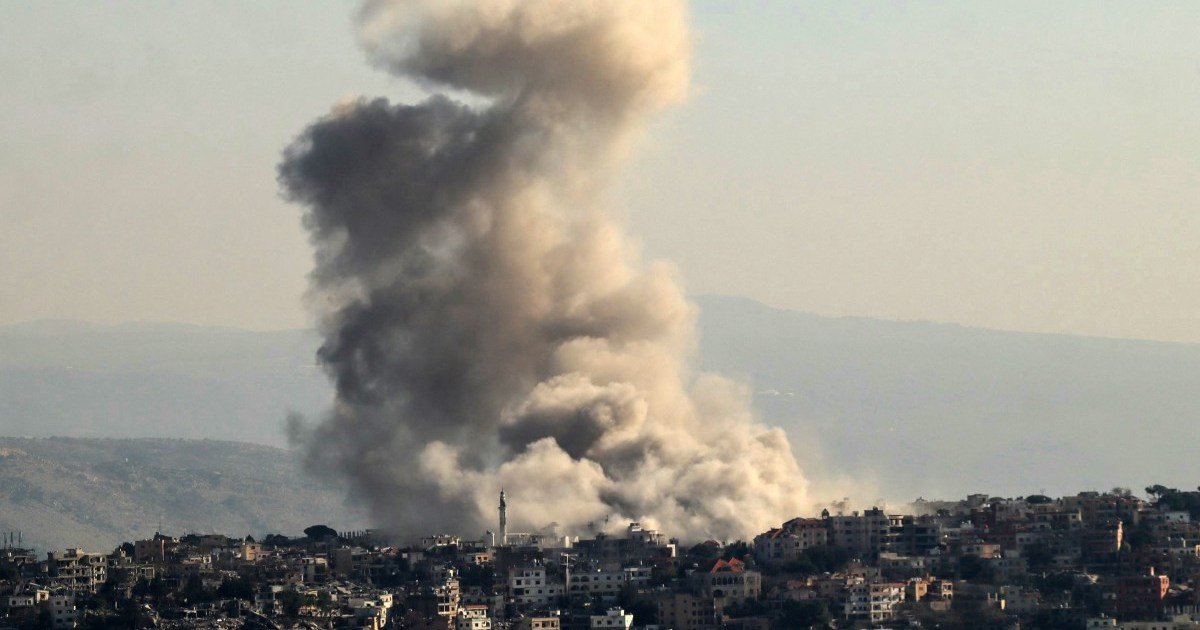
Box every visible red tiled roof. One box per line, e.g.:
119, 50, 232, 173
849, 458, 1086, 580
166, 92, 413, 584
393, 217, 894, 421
709, 558, 745, 574
783, 517, 826, 530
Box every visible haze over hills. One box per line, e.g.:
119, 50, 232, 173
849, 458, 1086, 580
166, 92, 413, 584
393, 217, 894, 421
2, 295, 1198, 507
0, 437, 369, 553
0, 322, 327, 446
692, 295, 1200, 502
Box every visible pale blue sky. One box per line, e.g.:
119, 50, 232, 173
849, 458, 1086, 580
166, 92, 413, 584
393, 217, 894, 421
2, 2, 1198, 341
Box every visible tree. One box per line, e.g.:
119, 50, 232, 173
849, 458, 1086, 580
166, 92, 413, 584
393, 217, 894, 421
686, 542, 722, 566
303, 524, 339, 541
959, 554, 990, 582
802, 545, 850, 574
216, 577, 254, 601
1144, 485, 1200, 519
1025, 542, 1054, 570
263, 533, 292, 547
723, 599, 767, 618
278, 589, 304, 617
722, 541, 752, 561
778, 600, 831, 628
776, 559, 818, 575
182, 574, 215, 604
1126, 525, 1153, 550
624, 599, 658, 626
1146, 485, 1170, 499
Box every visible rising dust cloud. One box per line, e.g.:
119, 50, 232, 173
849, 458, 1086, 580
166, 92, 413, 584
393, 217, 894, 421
281, 0, 811, 541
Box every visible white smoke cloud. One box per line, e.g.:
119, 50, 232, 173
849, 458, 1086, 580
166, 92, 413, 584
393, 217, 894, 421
281, 0, 811, 541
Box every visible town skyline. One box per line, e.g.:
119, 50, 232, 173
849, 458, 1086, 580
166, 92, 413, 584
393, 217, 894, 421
2, 1, 1196, 627
6, 484, 1200, 628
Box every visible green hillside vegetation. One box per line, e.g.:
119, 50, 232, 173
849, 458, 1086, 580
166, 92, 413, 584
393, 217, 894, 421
0, 437, 369, 553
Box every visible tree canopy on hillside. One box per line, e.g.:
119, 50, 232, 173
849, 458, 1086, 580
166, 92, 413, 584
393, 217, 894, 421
1145, 485, 1200, 519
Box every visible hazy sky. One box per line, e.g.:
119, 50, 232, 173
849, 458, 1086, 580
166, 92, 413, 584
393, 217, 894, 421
2, 2, 1197, 341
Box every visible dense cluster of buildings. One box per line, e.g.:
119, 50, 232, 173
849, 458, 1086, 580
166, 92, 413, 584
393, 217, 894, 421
5, 487, 1200, 628
746, 489, 1200, 628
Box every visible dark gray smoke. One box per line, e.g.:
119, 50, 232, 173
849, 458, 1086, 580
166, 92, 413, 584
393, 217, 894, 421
281, 0, 809, 541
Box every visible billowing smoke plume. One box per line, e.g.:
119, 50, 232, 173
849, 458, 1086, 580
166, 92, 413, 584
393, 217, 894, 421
281, 0, 809, 541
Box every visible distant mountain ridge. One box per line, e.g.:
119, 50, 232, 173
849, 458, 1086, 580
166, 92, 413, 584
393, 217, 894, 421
0, 321, 327, 445
2, 296, 1198, 505
692, 295, 1200, 501
0, 437, 368, 553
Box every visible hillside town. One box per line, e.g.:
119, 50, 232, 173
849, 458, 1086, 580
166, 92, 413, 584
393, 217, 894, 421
6, 487, 1200, 629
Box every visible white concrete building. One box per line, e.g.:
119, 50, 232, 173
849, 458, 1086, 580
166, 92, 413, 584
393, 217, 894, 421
509, 566, 563, 607
844, 582, 905, 624
567, 568, 628, 596
590, 607, 634, 629
456, 604, 493, 630
6, 588, 49, 609
49, 594, 79, 629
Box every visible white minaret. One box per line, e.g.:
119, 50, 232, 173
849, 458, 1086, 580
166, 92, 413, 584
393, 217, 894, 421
499, 489, 508, 546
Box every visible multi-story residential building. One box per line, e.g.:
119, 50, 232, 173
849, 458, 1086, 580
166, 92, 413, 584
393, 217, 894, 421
515, 615, 561, 630
844, 581, 905, 624
656, 591, 719, 630
240, 540, 264, 562
989, 555, 1030, 583
407, 579, 460, 620
437, 579, 461, 619
300, 556, 330, 584
928, 578, 954, 601
905, 577, 929, 602
1028, 507, 1084, 530
886, 515, 942, 556
1000, 586, 1041, 615
456, 603, 492, 630
877, 552, 928, 579
589, 607, 633, 629
48, 594, 78, 629
692, 558, 761, 603
6, 587, 49, 609
782, 518, 829, 545
349, 596, 390, 629
572, 523, 675, 567
959, 542, 1003, 559
753, 518, 828, 566
46, 549, 107, 594
567, 568, 628, 597
1083, 519, 1124, 560
1064, 493, 1145, 528
825, 508, 890, 560
1114, 568, 1169, 621
509, 565, 563, 607
423, 534, 462, 550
